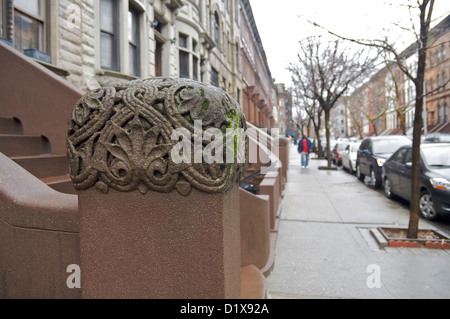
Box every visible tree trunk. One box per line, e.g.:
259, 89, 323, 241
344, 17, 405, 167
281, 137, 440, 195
315, 126, 323, 158
397, 109, 407, 135
407, 1, 430, 238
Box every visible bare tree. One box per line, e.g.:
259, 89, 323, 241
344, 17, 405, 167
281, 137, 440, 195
289, 36, 376, 167
290, 62, 325, 157
310, 0, 438, 238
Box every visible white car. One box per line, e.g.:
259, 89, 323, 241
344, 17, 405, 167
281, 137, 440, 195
341, 141, 361, 173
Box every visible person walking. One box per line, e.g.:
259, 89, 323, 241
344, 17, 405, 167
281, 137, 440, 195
298, 135, 312, 168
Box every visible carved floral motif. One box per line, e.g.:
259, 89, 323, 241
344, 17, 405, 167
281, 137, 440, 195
67, 77, 246, 196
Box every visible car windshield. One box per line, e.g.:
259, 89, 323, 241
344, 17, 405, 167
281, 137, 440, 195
372, 139, 410, 154
422, 146, 450, 167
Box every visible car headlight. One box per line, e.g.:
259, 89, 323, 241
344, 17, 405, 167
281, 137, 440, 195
376, 158, 386, 167
430, 178, 450, 190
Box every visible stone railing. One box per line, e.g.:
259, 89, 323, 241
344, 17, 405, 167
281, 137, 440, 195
0, 77, 288, 298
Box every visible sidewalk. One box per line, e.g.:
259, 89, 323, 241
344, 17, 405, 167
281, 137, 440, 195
266, 145, 450, 299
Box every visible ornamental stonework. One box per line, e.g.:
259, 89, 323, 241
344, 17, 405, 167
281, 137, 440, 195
67, 77, 247, 196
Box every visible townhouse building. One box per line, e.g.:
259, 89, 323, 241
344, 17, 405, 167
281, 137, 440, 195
0, 0, 276, 129
345, 14, 449, 138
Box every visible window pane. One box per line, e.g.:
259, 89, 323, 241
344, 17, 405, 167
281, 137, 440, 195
155, 41, 163, 77
179, 50, 189, 78
100, 0, 115, 33
128, 9, 138, 44
100, 33, 114, 70
179, 33, 188, 48
129, 44, 140, 77
193, 56, 198, 81
211, 68, 218, 87
214, 13, 219, 45
15, 0, 41, 17
14, 11, 42, 51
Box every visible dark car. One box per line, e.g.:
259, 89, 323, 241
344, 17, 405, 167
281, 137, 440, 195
382, 143, 450, 220
356, 136, 411, 188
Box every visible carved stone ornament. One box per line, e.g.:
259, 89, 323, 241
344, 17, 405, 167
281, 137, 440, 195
67, 77, 247, 196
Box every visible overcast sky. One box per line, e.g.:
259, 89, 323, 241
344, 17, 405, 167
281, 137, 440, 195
249, 0, 450, 87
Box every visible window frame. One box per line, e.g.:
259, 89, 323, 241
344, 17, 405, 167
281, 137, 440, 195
100, 0, 120, 72
128, 4, 141, 77
13, 0, 46, 53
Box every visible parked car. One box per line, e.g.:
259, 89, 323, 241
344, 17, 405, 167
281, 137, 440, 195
356, 135, 411, 188
423, 133, 450, 143
332, 141, 350, 165
341, 141, 361, 173
382, 143, 450, 220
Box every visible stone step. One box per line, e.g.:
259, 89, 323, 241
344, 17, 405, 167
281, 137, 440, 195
41, 174, 76, 195
0, 117, 23, 135
0, 134, 51, 156
10, 154, 69, 179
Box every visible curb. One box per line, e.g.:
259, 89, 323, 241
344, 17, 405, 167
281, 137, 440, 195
370, 228, 388, 248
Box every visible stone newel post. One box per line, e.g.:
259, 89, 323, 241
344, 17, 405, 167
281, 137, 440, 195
67, 78, 247, 298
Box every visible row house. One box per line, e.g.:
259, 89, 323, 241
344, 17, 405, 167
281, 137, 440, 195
239, 0, 273, 130
0, 0, 275, 129
424, 14, 450, 133
272, 82, 291, 135
345, 68, 388, 138
344, 14, 449, 138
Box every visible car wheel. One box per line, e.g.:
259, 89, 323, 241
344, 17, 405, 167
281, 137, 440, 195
419, 190, 438, 220
356, 164, 364, 181
370, 168, 381, 188
384, 177, 393, 199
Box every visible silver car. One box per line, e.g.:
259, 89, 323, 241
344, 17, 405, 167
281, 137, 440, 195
341, 141, 361, 173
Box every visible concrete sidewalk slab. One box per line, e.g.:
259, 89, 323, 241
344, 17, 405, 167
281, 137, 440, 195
266, 145, 450, 299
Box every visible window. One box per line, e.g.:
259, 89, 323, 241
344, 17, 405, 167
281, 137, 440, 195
444, 103, 448, 122
235, 41, 239, 68
178, 33, 199, 80
193, 56, 198, 81
359, 140, 369, 151
155, 40, 163, 76
100, 0, 119, 71
154, 17, 164, 77
213, 12, 219, 46
404, 149, 412, 165
179, 33, 188, 48
13, 0, 45, 53
178, 33, 189, 78
437, 104, 441, 123
192, 39, 198, 81
211, 68, 219, 87
221, 76, 226, 91
128, 5, 140, 77
179, 50, 189, 78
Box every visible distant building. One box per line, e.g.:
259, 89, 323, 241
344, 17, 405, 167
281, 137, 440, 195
344, 14, 449, 137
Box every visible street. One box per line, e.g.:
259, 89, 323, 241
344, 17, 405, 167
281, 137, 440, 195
266, 146, 450, 299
